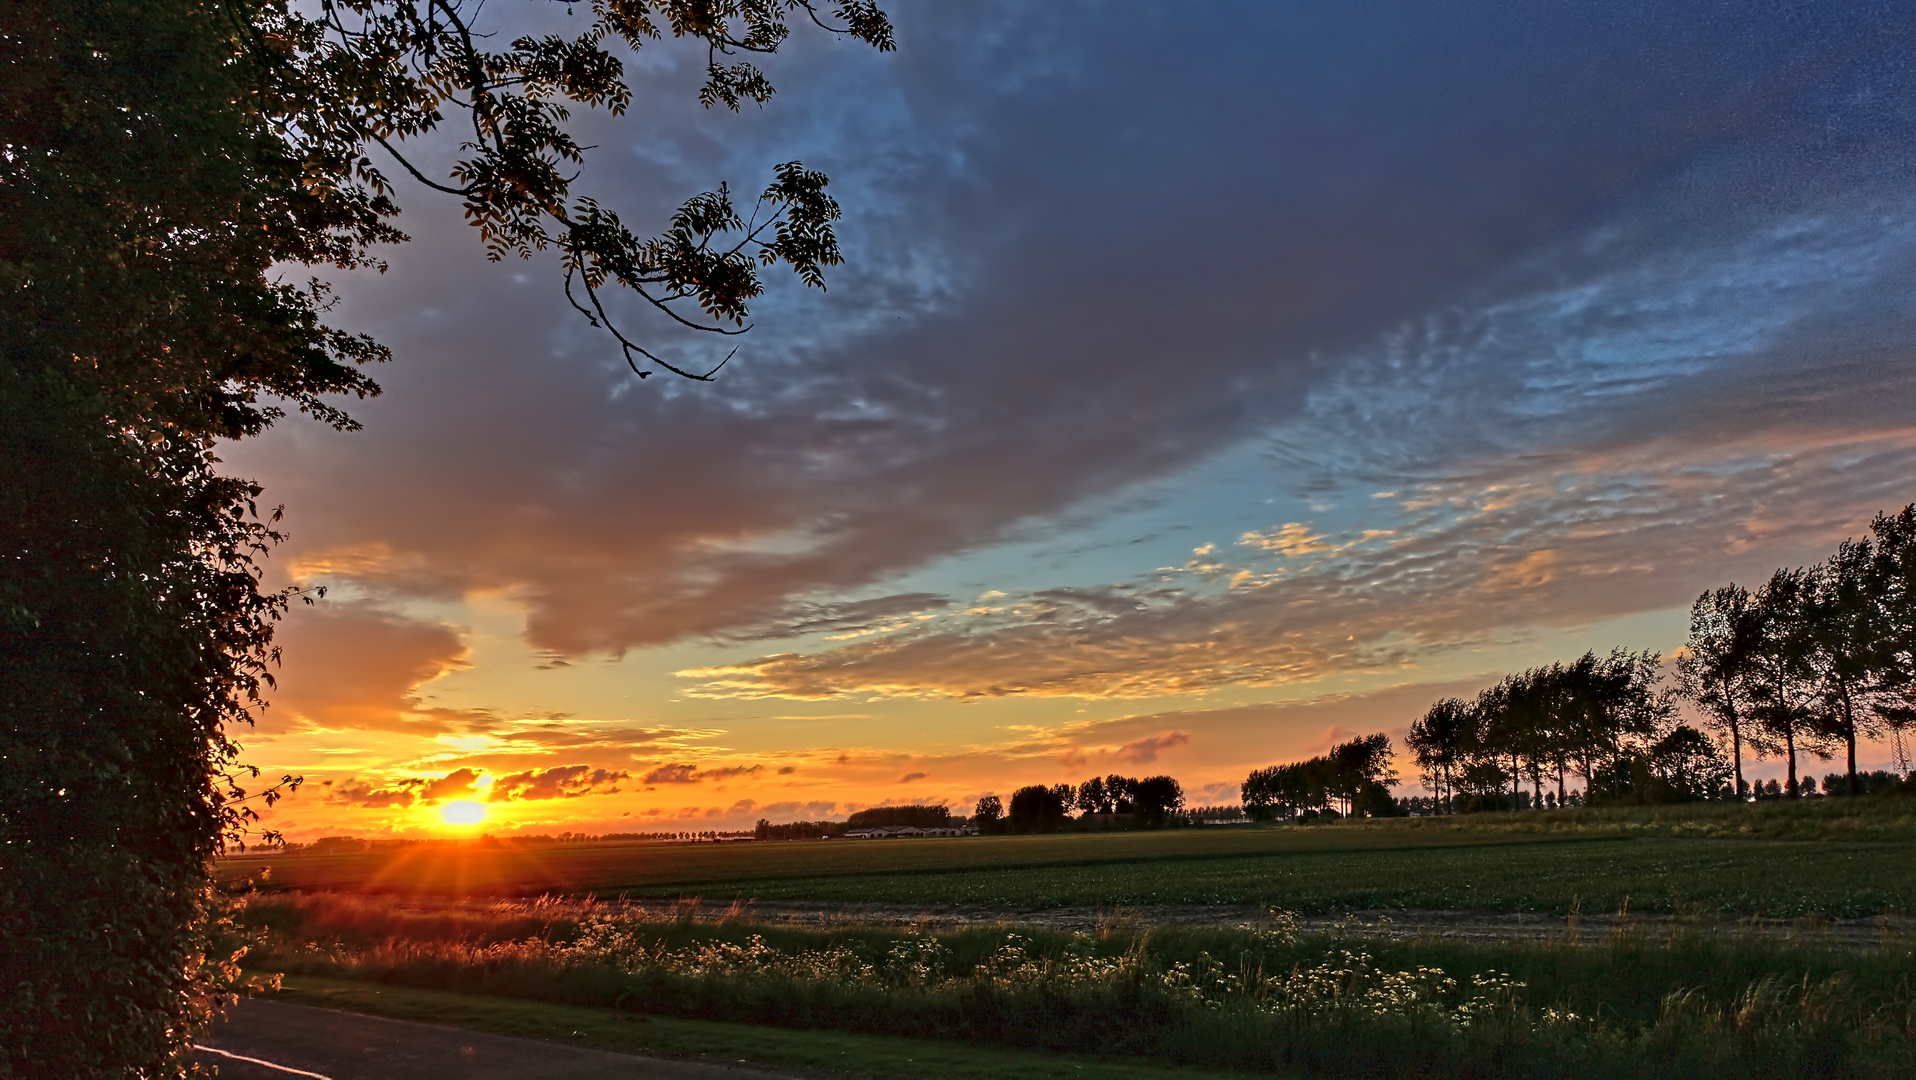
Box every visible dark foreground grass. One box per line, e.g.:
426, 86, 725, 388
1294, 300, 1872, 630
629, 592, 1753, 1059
273, 974, 1273, 1080
224, 799, 1915, 917
241, 892, 1916, 1080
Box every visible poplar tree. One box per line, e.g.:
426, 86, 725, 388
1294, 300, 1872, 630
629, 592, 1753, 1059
1674, 584, 1768, 798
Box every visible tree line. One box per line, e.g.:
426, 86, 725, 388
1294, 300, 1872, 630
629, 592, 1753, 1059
1403, 506, 1916, 810
973, 774, 1189, 832
1676, 506, 1916, 797
1240, 734, 1401, 820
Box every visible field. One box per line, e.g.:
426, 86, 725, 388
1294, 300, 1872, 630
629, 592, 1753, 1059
228, 800, 1916, 918
226, 801, 1916, 1078
236, 885, 1916, 1080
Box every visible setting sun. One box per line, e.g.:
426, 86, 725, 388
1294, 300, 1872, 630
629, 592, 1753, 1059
440, 800, 487, 826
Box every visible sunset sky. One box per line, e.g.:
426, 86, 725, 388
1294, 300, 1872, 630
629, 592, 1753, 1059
232, 2, 1916, 840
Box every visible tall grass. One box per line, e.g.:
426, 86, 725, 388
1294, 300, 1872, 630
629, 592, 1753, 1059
240, 893, 1914, 1079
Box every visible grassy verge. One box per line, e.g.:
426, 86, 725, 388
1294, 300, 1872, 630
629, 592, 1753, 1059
240, 894, 1916, 1079
272, 975, 1269, 1080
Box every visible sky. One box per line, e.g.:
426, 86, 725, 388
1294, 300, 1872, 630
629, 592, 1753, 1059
232, 1, 1916, 840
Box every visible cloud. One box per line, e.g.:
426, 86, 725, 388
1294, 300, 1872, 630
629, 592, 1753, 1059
263, 603, 474, 733
751, 800, 841, 819
232, 4, 1916, 675
1239, 524, 1331, 557
642, 764, 699, 785
727, 593, 952, 642
322, 778, 422, 809
898, 771, 926, 783
232, 8, 1916, 841
1114, 730, 1190, 765
325, 767, 494, 809
488, 765, 630, 801
420, 768, 482, 803
1191, 781, 1241, 806
676, 427, 1916, 700
500, 724, 727, 756
642, 763, 764, 785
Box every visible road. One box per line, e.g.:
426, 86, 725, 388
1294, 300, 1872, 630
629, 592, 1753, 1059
196, 998, 803, 1080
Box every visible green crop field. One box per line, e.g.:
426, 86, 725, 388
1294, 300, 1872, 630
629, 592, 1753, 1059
227, 801, 1916, 917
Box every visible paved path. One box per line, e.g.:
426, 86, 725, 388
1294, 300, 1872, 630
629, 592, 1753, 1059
196, 998, 802, 1080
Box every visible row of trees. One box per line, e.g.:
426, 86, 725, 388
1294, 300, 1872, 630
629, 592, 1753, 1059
1676, 506, 1916, 797
1403, 507, 1916, 808
973, 774, 1188, 832
753, 804, 955, 840
1241, 734, 1401, 820
1404, 650, 1686, 810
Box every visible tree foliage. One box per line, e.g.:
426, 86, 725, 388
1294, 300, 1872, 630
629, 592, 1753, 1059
1242, 734, 1397, 821
845, 804, 950, 830
1402, 652, 1674, 812
243, 0, 894, 377
1007, 783, 1071, 831
1, 1, 890, 1074
1678, 507, 1916, 797
1392, 506, 1916, 816
1673, 584, 1765, 796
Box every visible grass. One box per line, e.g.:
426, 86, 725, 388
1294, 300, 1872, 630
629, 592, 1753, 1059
223, 801, 1916, 1077
672, 836, 1909, 916
272, 974, 1275, 1080
238, 892, 1916, 1080
225, 800, 1916, 917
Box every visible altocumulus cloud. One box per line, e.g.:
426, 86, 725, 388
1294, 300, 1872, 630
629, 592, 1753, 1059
234, 3, 1916, 673
676, 427, 1916, 701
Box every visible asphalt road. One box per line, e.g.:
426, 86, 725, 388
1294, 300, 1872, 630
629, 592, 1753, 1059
195, 998, 804, 1080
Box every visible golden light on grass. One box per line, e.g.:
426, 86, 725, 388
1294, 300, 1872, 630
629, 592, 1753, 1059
440, 800, 487, 826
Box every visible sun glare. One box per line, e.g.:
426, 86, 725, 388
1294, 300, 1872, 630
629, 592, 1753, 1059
440, 800, 487, 826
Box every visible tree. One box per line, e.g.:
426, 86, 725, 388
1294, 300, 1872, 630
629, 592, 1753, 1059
3, 2, 892, 1074
1406, 698, 1473, 812
1558, 649, 1674, 804
1243, 735, 1395, 821
972, 794, 1004, 831
846, 804, 950, 830
1646, 724, 1733, 802
250, 0, 896, 379
1864, 505, 1916, 776
1674, 584, 1767, 798
1075, 775, 1110, 814
1007, 784, 1068, 831
1747, 569, 1832, 796
1050, 783, 1078, 819
1326, 734, 1395, 816
1801, 545, 1886, 795
1131, 775, 1185, 827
